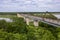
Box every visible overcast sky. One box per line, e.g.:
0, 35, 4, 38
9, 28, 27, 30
0, 0, 60, 12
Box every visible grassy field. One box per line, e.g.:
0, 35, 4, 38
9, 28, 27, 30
0, 15, 17, 18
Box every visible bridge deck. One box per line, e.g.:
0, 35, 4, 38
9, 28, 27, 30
20, 14, 60, 27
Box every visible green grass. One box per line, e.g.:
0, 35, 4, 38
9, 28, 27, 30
0, 15, 17, 18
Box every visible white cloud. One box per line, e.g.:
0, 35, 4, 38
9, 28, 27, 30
0, 0, 60, 12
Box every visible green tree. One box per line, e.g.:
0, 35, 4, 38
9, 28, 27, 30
27, 26, 56, 40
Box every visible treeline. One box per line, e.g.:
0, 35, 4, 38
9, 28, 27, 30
0, 12, 60, 15
0, 12, 17, 15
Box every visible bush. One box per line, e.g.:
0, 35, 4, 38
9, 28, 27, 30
27, 26, 56, 40
0, 30, 27, 40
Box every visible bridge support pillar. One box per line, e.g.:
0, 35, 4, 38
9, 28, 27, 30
25, 18, 30, 25
17, 14, 23, 18
24, 17, 25, 20
23, 17, 26, 22
34, 20, 39, 27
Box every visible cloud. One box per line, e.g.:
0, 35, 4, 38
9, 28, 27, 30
0, 0, 60, 12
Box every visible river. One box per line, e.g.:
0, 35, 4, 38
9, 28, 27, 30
0, 18, 13, 22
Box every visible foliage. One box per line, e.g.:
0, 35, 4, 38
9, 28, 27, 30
0, 30, 27, 40
0, 16, 59, 40
0, 17, 27, 34
27, 26, 56, 40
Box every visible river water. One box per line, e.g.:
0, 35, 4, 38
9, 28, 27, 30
53, 14, 60, 19
0, 18, 13, 22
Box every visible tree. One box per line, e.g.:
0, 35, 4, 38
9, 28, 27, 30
27, 26, 56, 40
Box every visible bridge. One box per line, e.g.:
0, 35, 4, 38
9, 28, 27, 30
17, 14, 60, 27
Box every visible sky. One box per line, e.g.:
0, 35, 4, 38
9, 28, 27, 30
0, 0, 60, 12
